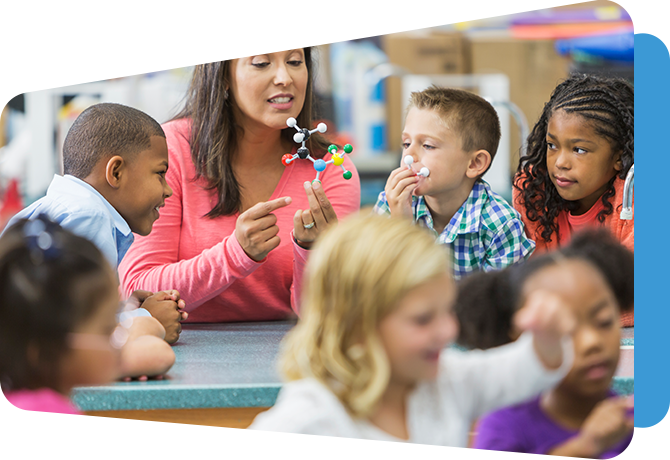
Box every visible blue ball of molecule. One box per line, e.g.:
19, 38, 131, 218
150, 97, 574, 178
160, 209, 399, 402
314, 159, 327, 172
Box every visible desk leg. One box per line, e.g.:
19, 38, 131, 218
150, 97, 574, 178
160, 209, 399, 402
84, 407, 267, 460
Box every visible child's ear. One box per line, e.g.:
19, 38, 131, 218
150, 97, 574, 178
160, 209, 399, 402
105, 156, 126, 189
466, 150, 492, 179
613, 150, 624, 172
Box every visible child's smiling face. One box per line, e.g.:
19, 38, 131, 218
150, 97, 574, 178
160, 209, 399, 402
378, 273, 458, 386
117, 136, 173, 236
523, 259, 621, 398
401, 108, 475, 200
545, 110, 622, 215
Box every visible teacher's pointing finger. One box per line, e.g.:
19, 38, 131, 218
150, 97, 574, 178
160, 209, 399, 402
236, 196, 292, 262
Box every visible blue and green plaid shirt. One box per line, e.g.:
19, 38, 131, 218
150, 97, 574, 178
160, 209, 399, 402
373, 179, 535, 279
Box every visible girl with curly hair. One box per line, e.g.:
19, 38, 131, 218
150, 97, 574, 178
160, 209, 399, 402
513, 74, 634, 257
466, 230, 634, 458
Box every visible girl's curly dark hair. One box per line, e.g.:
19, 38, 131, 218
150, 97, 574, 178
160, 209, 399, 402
515, 73, 634, 243
455, 229, 633, 350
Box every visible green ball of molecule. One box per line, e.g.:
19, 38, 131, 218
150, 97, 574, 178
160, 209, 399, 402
343, 144, 353, 154
328, 144, 338, 154
312, 179, 322, 185
343, 171, 352, 180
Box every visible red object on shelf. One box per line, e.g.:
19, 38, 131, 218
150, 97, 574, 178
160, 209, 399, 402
0, 178, 24, 232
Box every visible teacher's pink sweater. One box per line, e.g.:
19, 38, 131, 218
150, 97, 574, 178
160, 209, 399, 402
118, 119, 361, 323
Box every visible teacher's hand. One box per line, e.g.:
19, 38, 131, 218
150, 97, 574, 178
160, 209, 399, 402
293, 181, 338, 249
236, 196, 292, 262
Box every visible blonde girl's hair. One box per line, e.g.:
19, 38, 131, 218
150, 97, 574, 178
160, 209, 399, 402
279, 213, 451, 417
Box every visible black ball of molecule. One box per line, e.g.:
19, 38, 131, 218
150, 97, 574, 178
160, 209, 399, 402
301, 128, 311, 142
297, 147, 310, 159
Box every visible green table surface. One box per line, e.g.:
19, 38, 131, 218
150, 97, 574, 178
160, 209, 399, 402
72, 323, 633, 411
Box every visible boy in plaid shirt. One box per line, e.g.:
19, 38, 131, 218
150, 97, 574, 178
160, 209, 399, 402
374, 87, 534, 279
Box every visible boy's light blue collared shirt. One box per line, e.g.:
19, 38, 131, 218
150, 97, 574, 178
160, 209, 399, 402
6, 174, 134, 269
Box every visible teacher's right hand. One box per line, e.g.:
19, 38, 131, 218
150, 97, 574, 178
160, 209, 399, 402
235, 197, 292, 262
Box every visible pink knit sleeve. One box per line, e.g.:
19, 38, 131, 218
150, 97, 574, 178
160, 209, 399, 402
290, 235, 309, 315
118, 122, 263, 311
288, 154, 361, 315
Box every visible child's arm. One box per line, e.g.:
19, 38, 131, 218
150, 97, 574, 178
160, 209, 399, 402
118, 316, 176, 379
472, 398, 635, 460
515, 290, 576, 370
374, 167, 418, 219
441, 290, 575, 419
548, 398, 634, 457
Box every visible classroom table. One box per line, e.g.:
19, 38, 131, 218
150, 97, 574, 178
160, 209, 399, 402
71, 323, 634, 428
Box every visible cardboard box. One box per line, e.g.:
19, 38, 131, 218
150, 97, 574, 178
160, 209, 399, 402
470, 35, 570, 173
382, 31, 471, 151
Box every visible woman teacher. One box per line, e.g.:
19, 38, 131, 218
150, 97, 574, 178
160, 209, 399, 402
119, 48, 360, 322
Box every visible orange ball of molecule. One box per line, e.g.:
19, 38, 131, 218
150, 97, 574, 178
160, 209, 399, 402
281, 154, 294, 166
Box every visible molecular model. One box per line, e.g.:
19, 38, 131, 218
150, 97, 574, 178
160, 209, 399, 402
403, 156, 430, 177
403, 155, 430, 177
281, 117, 354, 183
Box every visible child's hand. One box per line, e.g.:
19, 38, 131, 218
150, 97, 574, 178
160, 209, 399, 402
514, 290, 577, 370
550, 397, 634, 457
384, 167, 418, 219
126, 289, 154, 310
578, 397, 634, 456
293, 181, 338, 249
235, 197, 292, 261
163, 289, 188, 321
141, 291, 184, 344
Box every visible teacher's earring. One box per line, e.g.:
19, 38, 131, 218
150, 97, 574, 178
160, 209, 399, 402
223, 88, 229, 101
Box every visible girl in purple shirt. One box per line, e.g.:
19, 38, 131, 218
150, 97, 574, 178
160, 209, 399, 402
455, 229, 634, 458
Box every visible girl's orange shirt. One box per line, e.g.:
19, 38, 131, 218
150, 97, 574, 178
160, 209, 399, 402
513, 176, 634, 327
512, 176, 634, 254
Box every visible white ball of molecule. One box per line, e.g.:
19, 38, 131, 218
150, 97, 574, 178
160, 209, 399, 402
419, 167, 430, 177
403, 156, 414, 166
287, 117, 297, 128
293, 132, 305, 143
317, 123, 327, 133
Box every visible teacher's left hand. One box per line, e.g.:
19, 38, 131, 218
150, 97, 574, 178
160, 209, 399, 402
293, 181, 338, 249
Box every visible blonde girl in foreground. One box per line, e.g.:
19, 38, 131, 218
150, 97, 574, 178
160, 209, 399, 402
250, 214, 576, 446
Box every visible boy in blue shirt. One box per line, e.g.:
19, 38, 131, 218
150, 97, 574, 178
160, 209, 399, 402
374, 87, 534, 279
6, 103, 185, 343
